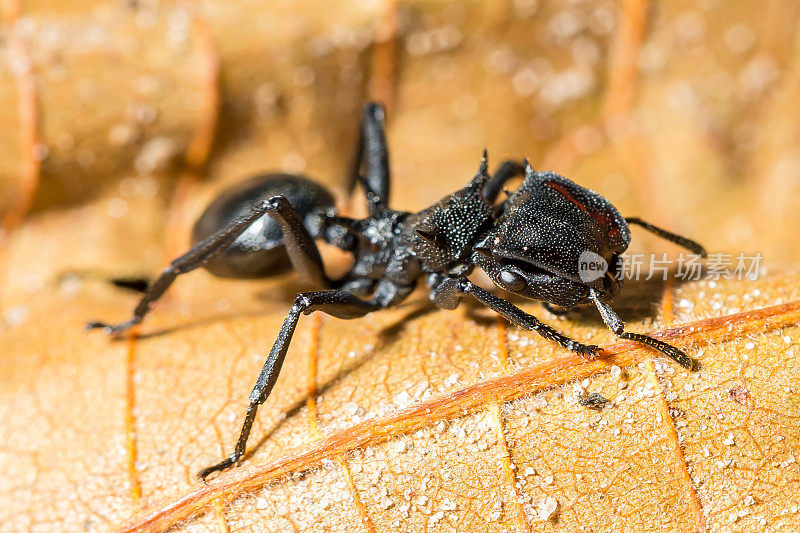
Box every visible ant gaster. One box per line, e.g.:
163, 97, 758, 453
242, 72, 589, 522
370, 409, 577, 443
87, 101, 707, 480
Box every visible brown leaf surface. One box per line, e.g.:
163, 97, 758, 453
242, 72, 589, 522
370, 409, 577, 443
2, 1, 800, 532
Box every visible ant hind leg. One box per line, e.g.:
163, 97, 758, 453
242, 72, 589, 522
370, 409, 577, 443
86, 199, 281, 334
87, 195, 332, 334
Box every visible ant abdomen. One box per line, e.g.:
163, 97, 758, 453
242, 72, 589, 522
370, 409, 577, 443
192, 173, 336, 279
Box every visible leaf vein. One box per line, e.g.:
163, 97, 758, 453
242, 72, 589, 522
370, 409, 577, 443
117, 300, 800, 532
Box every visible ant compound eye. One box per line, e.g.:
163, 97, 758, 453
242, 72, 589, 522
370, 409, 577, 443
499, 269, 526, 292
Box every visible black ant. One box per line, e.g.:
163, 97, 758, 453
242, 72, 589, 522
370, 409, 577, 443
88, 101, 706, 480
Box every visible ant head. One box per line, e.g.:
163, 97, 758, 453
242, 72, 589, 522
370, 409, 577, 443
472, 230, 592, 308
472, 161, 630, 307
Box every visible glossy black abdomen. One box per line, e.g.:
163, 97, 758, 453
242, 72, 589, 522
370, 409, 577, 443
192, 173, 335, 278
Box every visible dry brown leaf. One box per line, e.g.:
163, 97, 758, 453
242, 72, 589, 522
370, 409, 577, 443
3, 202, 800, 532
2, 1, 800, 532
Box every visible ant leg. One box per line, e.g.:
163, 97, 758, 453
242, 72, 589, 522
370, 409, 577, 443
348, 101, 390, 210
265, 195, 330, 288
87, 196, 330, 334
588, 289, 695, 370
625, 217, 707, 257
87, 198, 281, 334
198, 289, 383, 481
483, 160, 524, 203
430, 277, 601, 358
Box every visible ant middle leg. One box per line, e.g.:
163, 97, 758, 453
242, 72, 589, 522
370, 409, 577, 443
348, 101, 390, 210
198, 289, 383, 481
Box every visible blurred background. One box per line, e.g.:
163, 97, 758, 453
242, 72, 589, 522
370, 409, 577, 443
3, 0, 800, 293
2, 0, 800, 530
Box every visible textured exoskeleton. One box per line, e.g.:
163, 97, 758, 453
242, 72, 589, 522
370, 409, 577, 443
88, 101, 707, 481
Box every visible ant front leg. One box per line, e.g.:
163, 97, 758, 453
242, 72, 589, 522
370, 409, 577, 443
482, 160, 525, 203
429, 276, 601, 358
588, 289, 695, 370
198, 290, 383, 481
87, 195, 330, 334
